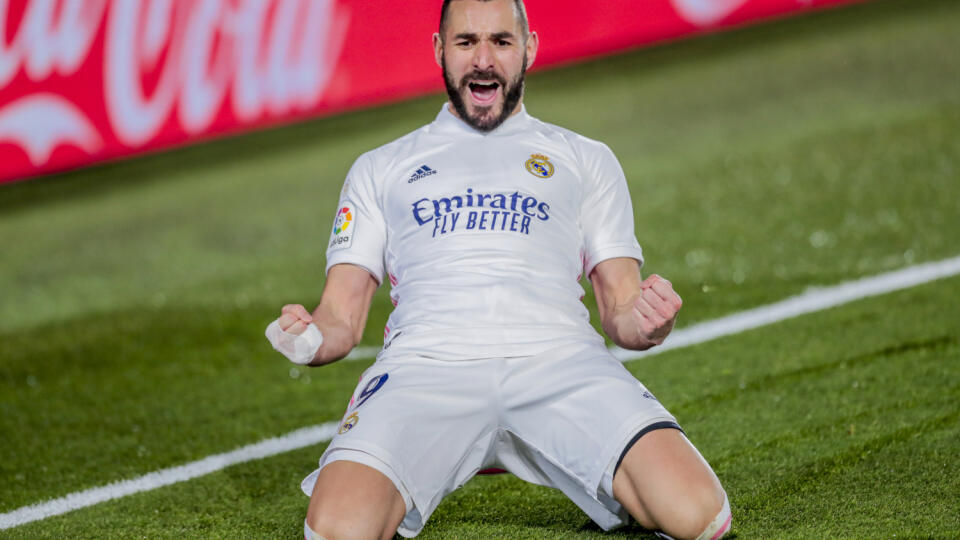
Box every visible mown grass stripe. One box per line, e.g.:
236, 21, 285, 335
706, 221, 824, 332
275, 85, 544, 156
612, 255, 960, 362
743, 408, 960, 512
0, 424, 340, 530
3, 254, 959, 530
672, 335, 956, 418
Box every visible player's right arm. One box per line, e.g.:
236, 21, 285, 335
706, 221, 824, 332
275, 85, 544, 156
276, 263, 379, 366
271, 151, 385, 366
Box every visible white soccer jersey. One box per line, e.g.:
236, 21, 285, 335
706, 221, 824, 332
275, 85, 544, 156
326, 104, 644, 360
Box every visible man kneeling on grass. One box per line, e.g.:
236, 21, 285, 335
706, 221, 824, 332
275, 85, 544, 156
266, 1, 731, 538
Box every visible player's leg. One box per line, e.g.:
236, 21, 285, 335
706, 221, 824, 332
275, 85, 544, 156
501, 343, 730, 538
301, 357, 498, 537
304, 460, 405, 540
612, 429, 730, 540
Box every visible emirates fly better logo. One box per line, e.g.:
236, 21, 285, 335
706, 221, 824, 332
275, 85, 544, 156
329, 203, 355, 250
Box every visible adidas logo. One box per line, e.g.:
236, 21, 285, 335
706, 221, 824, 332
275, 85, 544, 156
408, 165, 438, 183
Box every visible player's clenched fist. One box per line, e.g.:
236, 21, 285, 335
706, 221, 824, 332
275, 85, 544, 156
278, 304, 313, 335
632, 274, 682, 346
265, 304, 324, 365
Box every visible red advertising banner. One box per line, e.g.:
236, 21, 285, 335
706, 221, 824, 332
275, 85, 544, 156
0, 0, 865, 184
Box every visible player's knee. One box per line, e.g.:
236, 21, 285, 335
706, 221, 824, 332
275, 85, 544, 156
304, 512, 341, 540
306, 498, 388, 540
691, 490, 731, 540
305, 513, 368, 540
663, 487, 730, 540
306, 498, 402, 540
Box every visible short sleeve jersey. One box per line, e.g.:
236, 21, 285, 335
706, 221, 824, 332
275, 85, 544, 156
326, 104, 644, 361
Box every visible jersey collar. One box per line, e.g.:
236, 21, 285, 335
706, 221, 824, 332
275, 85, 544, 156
432, 102, 533, 137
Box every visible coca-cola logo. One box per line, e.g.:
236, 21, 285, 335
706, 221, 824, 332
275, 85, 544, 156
0, 0, 106, 163
0, 93, 101, 165
0, 0, 348, 164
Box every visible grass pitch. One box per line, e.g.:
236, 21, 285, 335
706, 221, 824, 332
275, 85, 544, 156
1, 0, 959, 537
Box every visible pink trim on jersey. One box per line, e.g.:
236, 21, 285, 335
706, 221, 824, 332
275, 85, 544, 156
389, 274, 399, 306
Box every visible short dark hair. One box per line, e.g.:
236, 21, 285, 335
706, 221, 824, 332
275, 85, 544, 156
439, 0, 529, 41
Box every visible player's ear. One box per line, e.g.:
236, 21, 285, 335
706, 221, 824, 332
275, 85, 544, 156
433, 33, 444, 68
525, 31, 539, 70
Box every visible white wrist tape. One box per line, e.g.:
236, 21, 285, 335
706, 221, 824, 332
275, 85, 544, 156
265, 320, 324, 365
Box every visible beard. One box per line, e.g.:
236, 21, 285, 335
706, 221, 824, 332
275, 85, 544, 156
443, 54, 527, 133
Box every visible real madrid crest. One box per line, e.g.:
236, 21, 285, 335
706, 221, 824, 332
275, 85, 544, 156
339, 412, 359, 434
525, 153, 555, 179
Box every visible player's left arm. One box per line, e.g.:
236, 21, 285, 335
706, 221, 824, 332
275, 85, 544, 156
590, 257, 682, 350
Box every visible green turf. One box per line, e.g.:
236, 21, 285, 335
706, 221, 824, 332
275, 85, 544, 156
5, 257, 959, 539
2, 0, 959, 537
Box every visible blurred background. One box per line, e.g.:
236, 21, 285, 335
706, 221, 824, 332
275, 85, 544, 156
2, 0, 958, 537
0, 0, 867, 184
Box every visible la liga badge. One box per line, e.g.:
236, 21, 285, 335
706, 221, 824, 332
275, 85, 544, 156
329, 202, 355, 250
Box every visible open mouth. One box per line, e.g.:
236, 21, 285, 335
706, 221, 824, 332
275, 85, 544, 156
468, 81, 501, 106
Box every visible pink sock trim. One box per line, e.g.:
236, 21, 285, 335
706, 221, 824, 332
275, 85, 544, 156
710, 512, 732, 540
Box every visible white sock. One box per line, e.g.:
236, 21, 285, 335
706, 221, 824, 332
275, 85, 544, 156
304, 520, 328, 540
696, 492, 732, 540
653, 492, 732, 540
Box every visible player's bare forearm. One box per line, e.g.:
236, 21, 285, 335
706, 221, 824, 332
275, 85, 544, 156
309, 264, 378, 365
590, 258, 682, 351
592, 260, 657, 350
274, 264, 379, 366
305, 306, 362, 365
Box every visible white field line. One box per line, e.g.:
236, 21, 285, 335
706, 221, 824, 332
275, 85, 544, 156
0, 424, 340, 530
3, 255, 960, 530
612, 255, 960, 362
345, 344, 381, 361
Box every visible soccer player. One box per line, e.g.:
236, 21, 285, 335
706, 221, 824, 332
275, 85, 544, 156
266, 1, 731, 538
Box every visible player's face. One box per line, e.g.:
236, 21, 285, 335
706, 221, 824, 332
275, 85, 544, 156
434, 0, 538, 132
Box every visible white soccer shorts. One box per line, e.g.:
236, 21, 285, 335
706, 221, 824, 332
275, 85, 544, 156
301, 342, 681, 537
